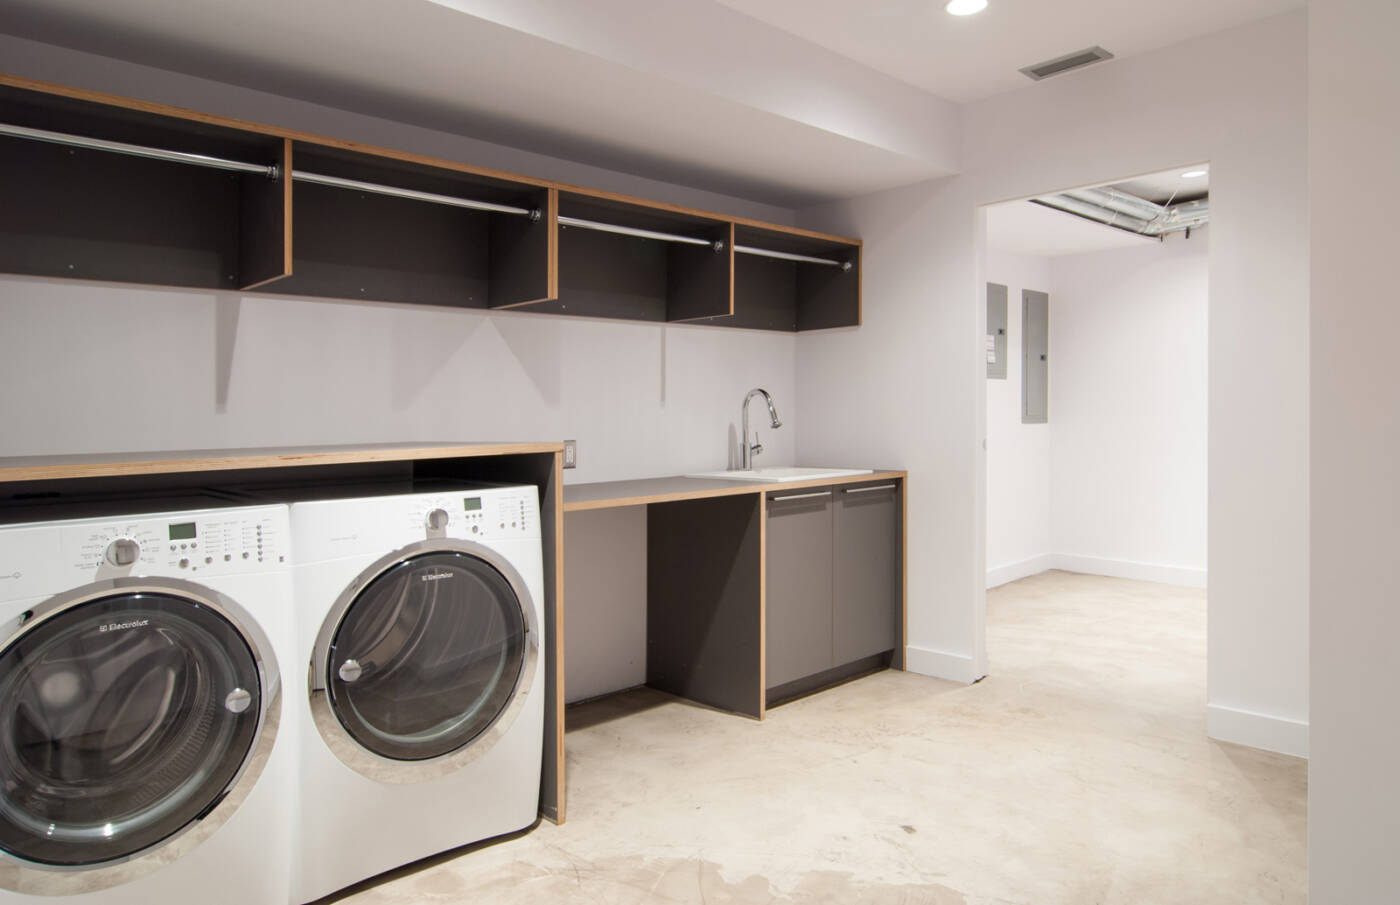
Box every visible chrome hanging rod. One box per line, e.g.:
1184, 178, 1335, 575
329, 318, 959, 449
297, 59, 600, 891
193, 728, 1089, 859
734, 244, 851, 270
558, 215, 724, 252
0, 122, 278, 177
290, 171, 537, 218
0, 122, 541, 219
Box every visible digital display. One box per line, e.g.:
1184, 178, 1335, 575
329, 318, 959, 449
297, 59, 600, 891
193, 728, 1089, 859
168, 522, 197, 541
463, 497, 482, 512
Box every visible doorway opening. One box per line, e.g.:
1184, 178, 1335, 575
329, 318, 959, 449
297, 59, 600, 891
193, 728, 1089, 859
980, 165, 1209, 703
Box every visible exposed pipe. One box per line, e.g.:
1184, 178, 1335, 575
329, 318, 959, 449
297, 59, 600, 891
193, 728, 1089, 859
1063, 186, 1162, 222
1033, 191, 1209, 237
1032, 195, 1153, 233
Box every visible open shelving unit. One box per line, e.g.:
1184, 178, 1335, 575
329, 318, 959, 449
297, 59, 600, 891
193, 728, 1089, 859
0, 83, 290, 291
718, 223, 861, 331
260, 143, 553, 309
539, 190, 732, 323
0, 74, 862, 332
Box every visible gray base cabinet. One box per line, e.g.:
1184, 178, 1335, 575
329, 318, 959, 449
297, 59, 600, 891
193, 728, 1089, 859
765, 479, 902, 699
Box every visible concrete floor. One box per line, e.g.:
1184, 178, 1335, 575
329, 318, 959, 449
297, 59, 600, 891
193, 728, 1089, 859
335, 570, 1307, 905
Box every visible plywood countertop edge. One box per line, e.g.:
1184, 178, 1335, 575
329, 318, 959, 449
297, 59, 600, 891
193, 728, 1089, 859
0, 442, 566, 483
563, 470, 906, 512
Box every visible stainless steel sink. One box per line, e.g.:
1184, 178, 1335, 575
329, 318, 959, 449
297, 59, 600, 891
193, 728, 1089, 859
684, 466, 875, 483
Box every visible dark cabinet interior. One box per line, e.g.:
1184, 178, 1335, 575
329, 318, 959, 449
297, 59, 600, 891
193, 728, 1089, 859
0, 76, 861, 331
538, 191, 732, 322
253, 143, 552, 309
0, 83, 289, 291
686, 223, 861, 331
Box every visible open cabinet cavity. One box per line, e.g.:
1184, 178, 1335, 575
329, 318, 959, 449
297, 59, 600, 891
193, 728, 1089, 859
0, 75, 863, 333
255, 143, 552, 309
532, 191, 733, 322
718, 224, 862, 331
0, 84, 290, 291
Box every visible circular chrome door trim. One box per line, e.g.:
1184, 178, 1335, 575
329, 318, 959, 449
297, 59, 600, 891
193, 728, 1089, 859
0, 577, 282, 896
309, 538, 540, 784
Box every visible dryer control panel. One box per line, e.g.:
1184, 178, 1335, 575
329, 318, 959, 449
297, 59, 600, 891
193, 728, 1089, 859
290, 484, 540, 562
408, 488, 537, 541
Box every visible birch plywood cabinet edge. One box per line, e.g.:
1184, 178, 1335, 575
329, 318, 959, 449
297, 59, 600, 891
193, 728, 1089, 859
0, 74, 860, 331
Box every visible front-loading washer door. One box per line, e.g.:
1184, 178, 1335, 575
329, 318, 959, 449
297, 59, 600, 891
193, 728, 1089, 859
326, 549, 528, 762
0, 581, 277, 891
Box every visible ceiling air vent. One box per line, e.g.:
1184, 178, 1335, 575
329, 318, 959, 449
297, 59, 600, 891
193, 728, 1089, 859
1019, 46, 1115, 81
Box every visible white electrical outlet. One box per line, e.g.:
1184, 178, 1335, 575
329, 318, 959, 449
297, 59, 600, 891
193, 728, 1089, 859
563, 440, 577, 469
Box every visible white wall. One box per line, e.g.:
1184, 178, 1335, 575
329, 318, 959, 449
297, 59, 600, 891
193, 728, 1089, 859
800, 12, 1309, 754
984, 251, 1052, 585
984, 233, 1208, 590
1047, 232, 1208, 586
1309, 0, 1400, 899
0, 37, 802, 483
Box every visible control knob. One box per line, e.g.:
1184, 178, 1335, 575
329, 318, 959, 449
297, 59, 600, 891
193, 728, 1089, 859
104, 538, 141, 568
425, 508, 449, 532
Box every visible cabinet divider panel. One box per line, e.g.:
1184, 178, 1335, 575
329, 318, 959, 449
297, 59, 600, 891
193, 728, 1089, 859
646, 495, 763, 718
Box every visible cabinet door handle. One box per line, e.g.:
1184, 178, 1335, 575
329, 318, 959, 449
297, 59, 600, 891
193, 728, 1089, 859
842, 484, 897, 494
769, 490, 832, 503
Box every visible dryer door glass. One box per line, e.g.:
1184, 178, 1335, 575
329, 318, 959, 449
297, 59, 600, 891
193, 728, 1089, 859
0, 592, 262, 867
328, 551, 526, 761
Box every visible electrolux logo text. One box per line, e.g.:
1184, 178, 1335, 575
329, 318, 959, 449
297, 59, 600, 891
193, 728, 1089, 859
99, 619, 150, 633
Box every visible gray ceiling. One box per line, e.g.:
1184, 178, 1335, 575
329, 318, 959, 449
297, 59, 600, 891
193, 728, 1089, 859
0, 0, 1278, 209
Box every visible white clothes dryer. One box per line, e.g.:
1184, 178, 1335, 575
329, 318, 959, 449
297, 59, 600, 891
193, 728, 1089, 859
0, 500, 295, 904
286, 484, 544, 903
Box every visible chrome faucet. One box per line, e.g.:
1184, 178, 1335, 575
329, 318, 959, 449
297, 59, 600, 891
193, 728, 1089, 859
740, 388, 782, 469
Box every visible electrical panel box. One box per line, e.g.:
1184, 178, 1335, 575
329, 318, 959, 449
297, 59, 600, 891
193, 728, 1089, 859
986, 282, 1008, 379
1022, 289, 1049, 423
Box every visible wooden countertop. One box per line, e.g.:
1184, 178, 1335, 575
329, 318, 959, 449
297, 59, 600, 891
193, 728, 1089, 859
0, 441, 565, 483
563, 469, 905, 512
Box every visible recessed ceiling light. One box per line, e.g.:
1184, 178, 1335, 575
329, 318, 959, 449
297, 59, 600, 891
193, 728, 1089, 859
1181, 169, 1208, 178
946, 0, 988, 15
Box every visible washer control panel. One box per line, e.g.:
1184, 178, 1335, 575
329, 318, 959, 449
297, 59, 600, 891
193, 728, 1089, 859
62, 507, 287, 579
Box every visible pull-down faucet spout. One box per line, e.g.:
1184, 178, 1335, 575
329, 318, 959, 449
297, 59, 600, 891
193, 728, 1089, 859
740, 388, 782, 469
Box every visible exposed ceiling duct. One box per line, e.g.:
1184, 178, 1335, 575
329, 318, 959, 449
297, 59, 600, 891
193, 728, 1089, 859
1032, 186, 1209, 238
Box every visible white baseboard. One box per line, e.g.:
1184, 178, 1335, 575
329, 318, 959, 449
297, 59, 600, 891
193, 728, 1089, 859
987, 553, 1207, 589
986, 554, 1057, 588
1207, 704, 1309, 758
1054, 553, 1207, 589
904, 645, 984, 684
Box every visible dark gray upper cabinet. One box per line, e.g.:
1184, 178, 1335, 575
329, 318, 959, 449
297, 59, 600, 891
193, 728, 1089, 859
0, 77, 861, 331
833, 481, 900, 665
764, 488, 834, 689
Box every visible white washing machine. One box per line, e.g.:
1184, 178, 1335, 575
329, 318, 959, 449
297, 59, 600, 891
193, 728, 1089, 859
286, 483, 544, 903
0, 499, 295, 904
